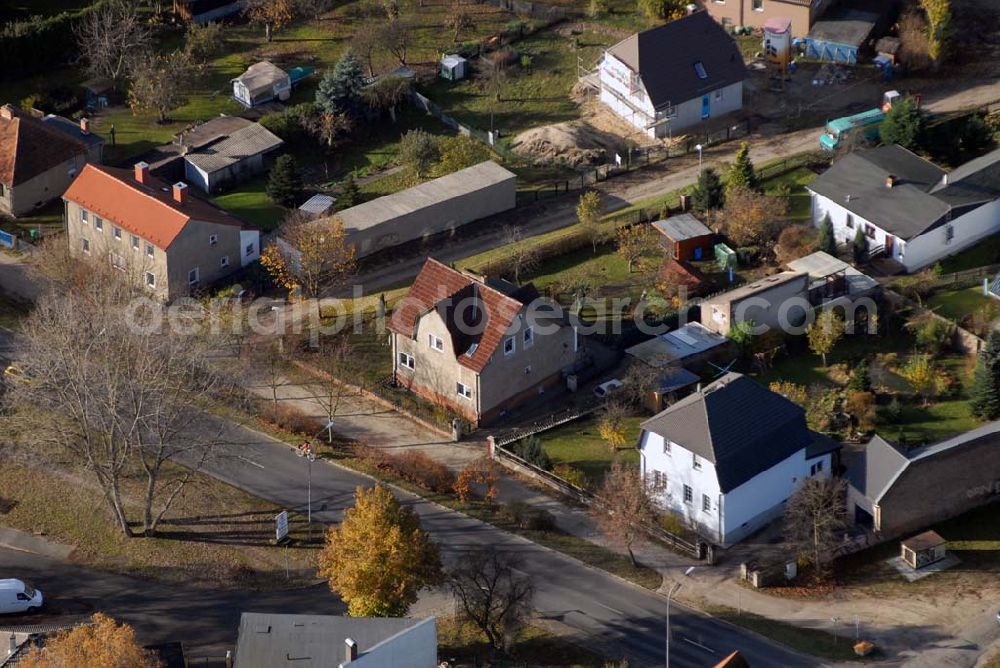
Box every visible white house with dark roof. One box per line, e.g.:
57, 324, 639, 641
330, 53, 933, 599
807, 145, 1000, 272
638, 373, 839, 545
598, 10, 746, 138
182, 119, 284, 193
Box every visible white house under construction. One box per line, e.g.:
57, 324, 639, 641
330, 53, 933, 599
598, 11, 746, 139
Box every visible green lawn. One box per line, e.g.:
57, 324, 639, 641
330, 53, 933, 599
420, 28, 615, 141
704, 605, 862, 662
938, 235, 1000, 273
536, 413, 642, 486
924, 285, 994, 322
763, 166, 818, 222
211, 177, 286, 231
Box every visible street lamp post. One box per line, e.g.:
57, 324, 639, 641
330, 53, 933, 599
666, 582, 681, 667
695, 144, 703, 168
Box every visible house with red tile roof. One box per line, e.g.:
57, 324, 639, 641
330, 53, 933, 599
62, 162, 261, 301
0, 104, 88, 217
388, 258, 579, 426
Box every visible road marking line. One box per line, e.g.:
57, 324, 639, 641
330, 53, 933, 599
237, 455, 265, 469
682, 637, 715, 653
593, 601, 625, 616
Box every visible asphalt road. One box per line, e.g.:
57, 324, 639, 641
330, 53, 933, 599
180, 413, 815, 668
0, 546, 344, 661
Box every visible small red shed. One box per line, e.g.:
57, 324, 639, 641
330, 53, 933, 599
652, 213, 715, 262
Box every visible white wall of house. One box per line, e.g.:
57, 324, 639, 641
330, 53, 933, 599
811, 192, 1000, 272
902, 199, 1000, 271
184, 161, 211, 193
599, 51, 742, 138
640, 430, 723, 540
640, 429, 833, 545
240, 229, 260, 267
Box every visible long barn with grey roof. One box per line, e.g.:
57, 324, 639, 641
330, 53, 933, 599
808, 145, 1000, 272
847, 422, 1000, 538
328, 160, 516, 258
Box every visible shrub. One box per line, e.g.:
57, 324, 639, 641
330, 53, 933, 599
502, 502, 556, 531
845, 391, 877, 433
846, 358, 873, 392
509, 435, 552, 471
553, 464, 587, 489
258, 401, 324, 435
882, 396, 904, 423
393, 451, 456, 493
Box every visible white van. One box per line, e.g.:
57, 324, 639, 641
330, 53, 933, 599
0, 579, 43, 614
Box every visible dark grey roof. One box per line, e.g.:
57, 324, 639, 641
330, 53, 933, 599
652, 213, 713, 241
928, 146, 1000, 207
640, 373, 833, 492
606, 11, 746, 109
807, 9, 879, 47
807, 146, 951, 240
234, 613, 430, 668
41, 114, 105, 148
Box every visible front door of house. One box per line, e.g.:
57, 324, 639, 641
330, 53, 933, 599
701, 95, 711, 119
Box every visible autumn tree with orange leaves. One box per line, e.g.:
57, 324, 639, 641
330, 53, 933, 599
318, 484, 443, 617
18, 613, 160, 668
245, 0, 295, 42
260, 212, 356, 298
718, 185, 788, 248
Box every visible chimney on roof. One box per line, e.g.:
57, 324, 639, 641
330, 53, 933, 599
686, 2, 696, 14
0, 104, 13, 121
885, 174, 897, 189
134, 161, 150, 184
941, 173, 948, 186
173, 182, 188, 205
80, 117, 90, 135
344, 638, 358, 664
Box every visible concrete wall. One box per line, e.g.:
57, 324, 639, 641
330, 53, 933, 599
4, 154, 86, 217
346, 176, 517, 259
700, 0, 835, 37
340, 618, 437, 668
700, 274, 809, 335
875, 439, 1000, 538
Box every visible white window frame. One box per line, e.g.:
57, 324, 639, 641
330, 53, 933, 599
663, 440, 671, 454
94, 217, 103, 231
692, 453, 702, 470
456, 381, 472, 399
131, 234, 140, 250
398, 351, 415, 370
146, 243, 155, 258
209, 234, 219, 246
81, 209, 88, 225
113, 226, 122, 241
220, 255, 230, 268
752, 0, 763, 10
523, 326, 534, 348
81, 238, 90, 254
683, 484, 693, 504
246, 242, 255, 257
428, 333, 445, 352
702, 494, 711, 513
188, 267, 200, 286
110, 253, 126, 272
503, 337, 515, 356
145, 272, 156, 288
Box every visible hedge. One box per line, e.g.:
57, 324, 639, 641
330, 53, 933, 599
0, 1, 112, 79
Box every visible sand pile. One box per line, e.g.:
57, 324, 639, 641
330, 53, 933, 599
510, 120, 625, 168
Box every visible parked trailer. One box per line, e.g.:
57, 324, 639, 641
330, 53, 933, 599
819, 107, 885, 151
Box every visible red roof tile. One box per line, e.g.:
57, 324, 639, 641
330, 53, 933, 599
389, 258, 526, 373
0, 104, 86, 187
62, 163, 253, 249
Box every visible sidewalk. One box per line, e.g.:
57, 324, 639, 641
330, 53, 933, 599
0, 526, 74, 560
244, 373, 697, 574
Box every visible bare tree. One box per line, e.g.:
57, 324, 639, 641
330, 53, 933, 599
591, 460, 654, 566
501, 226, 539, 285
363, 76, 411, 123
380, 20, 412, 67
6, 263, 233, 538
447, 2, 476, 43
351, 30, 380, 78
128, 50, 194, 123
302, 336, 359, 443
784, 477, 847, 579
74, 0, 151, 88
622, 356, 675, 410
448, 549, 534, 655
245, 0, 296, 42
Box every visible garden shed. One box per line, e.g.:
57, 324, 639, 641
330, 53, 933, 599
232, 61, 291, 108
653, 213, 715, 261
901, 531, 947, 569
440, 54, 468, 81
